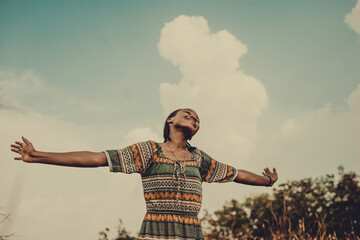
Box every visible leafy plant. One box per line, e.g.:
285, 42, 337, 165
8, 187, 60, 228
201, 166, 360, 239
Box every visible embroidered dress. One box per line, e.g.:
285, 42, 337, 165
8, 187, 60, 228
104, 140, 237, 240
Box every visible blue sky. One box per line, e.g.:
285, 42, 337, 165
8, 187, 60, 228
1, 1, 360, 239
1, 0, 359, 123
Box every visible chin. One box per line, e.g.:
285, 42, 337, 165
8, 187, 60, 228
182, 127, 194, 140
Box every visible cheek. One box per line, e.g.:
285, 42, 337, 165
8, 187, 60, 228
193, 126, 200, 134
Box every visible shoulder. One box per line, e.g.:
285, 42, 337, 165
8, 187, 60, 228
193, 147, 211, 160
126, 140, 158, 155
186, 145, 212, 166
136, 140, 160, 155
146, 140, 160, 150
142, 140, 157, 147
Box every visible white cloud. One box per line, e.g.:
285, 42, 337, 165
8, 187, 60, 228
0, 108, 108, 240
2, 13, 359, 240
280, 118, 298, 136
347, 83, 360, 115
124, 127, 162, 145
0, 70, 106, 115
158, 15, 248, 80
245, 98, 360, 184
280, 104, 332, 139
347, 83, 360, 142
345, 0, 360, 35
157, 15, 268, 164
0, 109, 146, 239
0, 71, 147, 239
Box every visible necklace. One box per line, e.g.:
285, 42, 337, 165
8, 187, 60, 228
166, 141, 187, 161
166, 141, 187, 202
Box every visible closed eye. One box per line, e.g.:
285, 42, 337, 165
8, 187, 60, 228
185, 111, 200, 123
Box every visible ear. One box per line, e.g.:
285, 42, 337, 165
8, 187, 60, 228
167, 116, 175, 124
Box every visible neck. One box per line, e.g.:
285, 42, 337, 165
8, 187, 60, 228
167, 127, 188, 150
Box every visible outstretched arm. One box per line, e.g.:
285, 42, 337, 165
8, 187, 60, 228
11, 136, 107, 168
234, 168, 278, 187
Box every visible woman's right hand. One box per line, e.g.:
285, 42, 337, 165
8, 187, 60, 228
11, 136, 36, 163
11, 136, 107, 167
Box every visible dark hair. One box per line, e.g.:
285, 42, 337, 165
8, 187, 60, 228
163, 109, 182, 142
163, 108, 198, 154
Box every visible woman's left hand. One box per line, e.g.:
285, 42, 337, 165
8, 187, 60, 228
262, 167, 278, 186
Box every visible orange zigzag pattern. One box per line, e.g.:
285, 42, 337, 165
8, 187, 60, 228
154, 157, 198, 166
132, 144, 143, 173
221, 166, 234, 183
144, 213, 200, 225
205, 159, 216, 182
144, 192, 202, 202
150, 141, 157, 151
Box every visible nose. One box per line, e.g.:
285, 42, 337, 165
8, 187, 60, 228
192, 119, 199, 128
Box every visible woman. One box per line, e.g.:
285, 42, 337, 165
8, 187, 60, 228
11, 108, 278, 240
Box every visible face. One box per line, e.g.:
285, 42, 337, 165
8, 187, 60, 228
168, 109, 200, 137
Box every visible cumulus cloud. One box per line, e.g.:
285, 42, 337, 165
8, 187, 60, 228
2, 13, 359, 240
245, 95, 360, 184
157, 15, 268, 164
345, 0, 360, 35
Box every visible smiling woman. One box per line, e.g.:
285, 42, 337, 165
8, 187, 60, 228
11, 108, 278, 240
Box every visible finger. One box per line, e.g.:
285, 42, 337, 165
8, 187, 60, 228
11, 144, 21, 150
264, 168, 270, 174
22, 136, 30, 145
14, 157, 22, 160
273, 168, 277, 173
11, 148, 20, 153
15, 141, 25, 147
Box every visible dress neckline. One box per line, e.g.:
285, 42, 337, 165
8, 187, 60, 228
154, 141, 195, 162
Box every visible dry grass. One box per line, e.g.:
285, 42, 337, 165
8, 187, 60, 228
253, 197, 359, 240
202, 193, 359, 240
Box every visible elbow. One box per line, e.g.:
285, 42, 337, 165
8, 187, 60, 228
81, 152, 107, 167
234, 171, 243, 183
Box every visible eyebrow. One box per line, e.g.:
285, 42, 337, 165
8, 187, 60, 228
184, 110, 200, 122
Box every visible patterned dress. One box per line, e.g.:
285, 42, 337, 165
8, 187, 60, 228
104, 140, 238, 240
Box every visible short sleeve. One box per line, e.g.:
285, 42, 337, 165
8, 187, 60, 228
198, 150, 238, 183
103, 141, 154, 174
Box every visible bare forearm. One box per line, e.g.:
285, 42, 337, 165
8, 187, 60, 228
30, 151, 107, 167
234, 169, 272, 186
